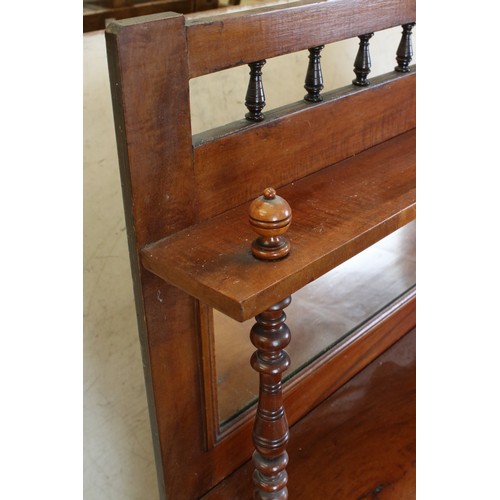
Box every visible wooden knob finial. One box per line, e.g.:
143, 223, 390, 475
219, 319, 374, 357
249, 188, 292, 261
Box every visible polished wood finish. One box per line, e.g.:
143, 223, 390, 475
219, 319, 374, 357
395, 23, 416, 72
142, 129, 416, 322
353, 33, 374, 86
215, 221, 415, 424
193, 70, 415, 220
106, 14, 209, 499
106, 2, 416, 498
249, 188, 292, 261
250, 297, 292, 499
245, 61, 267, 122
304, 45, 324, 103
203, 328, 416, 499
214, 288, 415, 452
185, 0, 416, 78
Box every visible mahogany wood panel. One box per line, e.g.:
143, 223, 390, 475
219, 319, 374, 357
185, 0, 416, 77
106, 15, 213, 499
203, 328, 416, 499
193, 70, 416, 220
142, 129, 416, 322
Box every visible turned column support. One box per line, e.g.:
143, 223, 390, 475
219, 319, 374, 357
245, 60, 267, 122
250, 296, 292, 500
304, 45, 325, 103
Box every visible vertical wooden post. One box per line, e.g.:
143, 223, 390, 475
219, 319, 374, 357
250, 296, 292, 500
352, 33, 374, 86
245, 60, 267, 121
106, 13, 203, 499
304, 45, 325, 103
395, 23, 415, 72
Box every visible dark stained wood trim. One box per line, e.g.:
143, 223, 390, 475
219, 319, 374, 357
106, 14, 210, 499
185, 0, 416, 77
142, 130, 416, 322
84, 0, 214, 33
212, 288, 416, 466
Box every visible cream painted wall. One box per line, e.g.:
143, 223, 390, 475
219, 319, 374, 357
83, 6, 415, 498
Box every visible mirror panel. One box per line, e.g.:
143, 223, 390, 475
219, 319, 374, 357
214, 220, 416, 425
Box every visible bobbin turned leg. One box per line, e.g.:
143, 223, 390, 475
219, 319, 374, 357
245, 60, 267, 122
250, 296, 292, 500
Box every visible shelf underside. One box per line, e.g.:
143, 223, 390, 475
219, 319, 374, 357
203, 328, 416, 499
142, 129, 416, 322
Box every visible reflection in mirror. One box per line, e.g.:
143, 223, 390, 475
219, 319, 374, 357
214, 220, 416, 425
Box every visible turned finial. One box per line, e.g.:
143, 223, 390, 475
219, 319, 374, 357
249, 188, 292, 260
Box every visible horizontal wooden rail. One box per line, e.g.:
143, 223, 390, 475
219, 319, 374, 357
186, 0, 416, 77
193, 70, 415, 220
142, 129, 416, 322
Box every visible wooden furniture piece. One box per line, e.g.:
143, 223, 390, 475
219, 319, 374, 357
105, 0, 416, 498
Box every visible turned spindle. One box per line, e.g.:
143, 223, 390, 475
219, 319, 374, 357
245, 60, 267, 122
249, 188, 292, 261
250, 296, 292, 500
352, 33, 374, 86
304, 45, 324, 103
395, 23, 415, 72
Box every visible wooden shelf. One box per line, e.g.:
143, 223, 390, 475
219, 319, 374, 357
141, 129, 416, 322
203, 327, 416, 499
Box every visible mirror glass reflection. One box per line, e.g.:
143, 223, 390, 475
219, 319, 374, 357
214, 220, 416, 425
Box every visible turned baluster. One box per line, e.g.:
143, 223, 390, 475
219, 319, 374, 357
248, 188, 293, 498
250, 296, 292, 500
245, 60, 267, 122
352, 33, 374, 86
304, 45, 325, 103
395, 23, 416, 72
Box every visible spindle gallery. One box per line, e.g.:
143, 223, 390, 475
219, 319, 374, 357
105, 1, 416, 497
353, 33, 374, 86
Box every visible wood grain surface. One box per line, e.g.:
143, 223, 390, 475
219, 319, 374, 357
185, 0, 416, 77
142, 129, 416, 322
